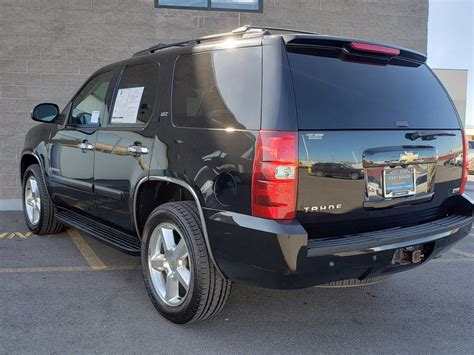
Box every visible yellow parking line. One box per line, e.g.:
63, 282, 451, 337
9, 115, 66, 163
13, 232, 33, 239
0, 265, 140, 273
67, 229, 107, 270
0, 232, 33, 239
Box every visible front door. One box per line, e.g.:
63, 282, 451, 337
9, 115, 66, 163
48, 71, 114, 216
94, 61, 161, 233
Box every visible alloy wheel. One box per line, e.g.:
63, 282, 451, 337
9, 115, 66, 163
24, 176, 41, 225
148, 222, 191, 306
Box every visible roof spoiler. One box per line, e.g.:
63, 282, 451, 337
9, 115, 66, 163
284, 36, 427, 64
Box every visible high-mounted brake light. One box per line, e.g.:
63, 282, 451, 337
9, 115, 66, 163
350, 42, 400, 56
460, 131, 469, 194
252, 131, 298, 220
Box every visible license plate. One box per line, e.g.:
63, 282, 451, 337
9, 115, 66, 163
383, 167, 416, 198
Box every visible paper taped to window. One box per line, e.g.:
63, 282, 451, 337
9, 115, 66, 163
111, 87, 144, 124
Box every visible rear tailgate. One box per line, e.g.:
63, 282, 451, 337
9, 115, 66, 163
286, 39, 464, 238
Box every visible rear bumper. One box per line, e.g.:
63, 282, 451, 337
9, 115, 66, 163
206, 195, 473, 290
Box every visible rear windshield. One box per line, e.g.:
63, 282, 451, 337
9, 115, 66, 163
287, 47, 460, 130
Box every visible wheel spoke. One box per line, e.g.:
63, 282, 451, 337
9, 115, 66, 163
32, 205, 38, 223
25, 204, 33, 217
150, 254, 165, 271
165, 277, 179, 302
160, 227, 176, 252
25, 196, 34, 206
176, 266, 190, 291
174, 239, 188, 260
26, 179, 32, 194
148, 230, 160, 258
30, 179, 38, 194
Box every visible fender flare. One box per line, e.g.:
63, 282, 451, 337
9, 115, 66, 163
133, 176, 225, 278
20, 150, 53, 200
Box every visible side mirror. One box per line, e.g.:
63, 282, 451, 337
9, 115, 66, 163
31, 103, 60, 123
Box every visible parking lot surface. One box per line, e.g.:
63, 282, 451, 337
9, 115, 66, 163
1, 191, 474, 353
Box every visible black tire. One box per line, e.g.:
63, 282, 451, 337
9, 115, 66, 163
350, 172, 360, 180
22, 164, 63, 235
141, 201, 231, 324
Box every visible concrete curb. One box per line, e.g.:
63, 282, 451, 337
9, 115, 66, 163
0, 199, 22, 211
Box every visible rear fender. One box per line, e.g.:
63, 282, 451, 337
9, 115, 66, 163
132, 174, 225, 277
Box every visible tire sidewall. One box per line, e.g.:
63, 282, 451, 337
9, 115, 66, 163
141, 206, 203, 323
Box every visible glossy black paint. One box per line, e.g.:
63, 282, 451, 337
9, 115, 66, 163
21, 33, 473, 289
297, 130, 465, 238
206, 195, 472, 289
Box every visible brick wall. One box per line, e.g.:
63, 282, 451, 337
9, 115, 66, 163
0, 0, 428, 201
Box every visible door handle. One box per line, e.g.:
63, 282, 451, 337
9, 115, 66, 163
128, 144, 149, 156
78, 140, 94, 153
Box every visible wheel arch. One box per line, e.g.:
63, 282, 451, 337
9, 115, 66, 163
20, 152, 41, 180
133, 176, 225, 277
20, 151, 54, 201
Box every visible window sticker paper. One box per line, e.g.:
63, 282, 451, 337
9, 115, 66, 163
90, 110, 100, 124
111, 87, 144, 124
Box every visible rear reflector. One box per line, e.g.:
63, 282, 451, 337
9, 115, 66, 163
460, 131, 469, 194
252, 131, 298, 220
350, 42, 400, 56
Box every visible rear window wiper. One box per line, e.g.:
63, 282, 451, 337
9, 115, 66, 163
405, 131, 456, 141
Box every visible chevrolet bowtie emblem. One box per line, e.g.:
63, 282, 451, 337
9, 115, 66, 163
400, 151, 419, 164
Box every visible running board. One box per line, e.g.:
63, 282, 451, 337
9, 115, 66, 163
56, 208, 141, 255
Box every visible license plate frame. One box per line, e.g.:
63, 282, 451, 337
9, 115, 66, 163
383, 167, 416, 198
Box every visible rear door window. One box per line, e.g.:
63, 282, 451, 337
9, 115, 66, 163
172, 47, 261, 130
110, 62, 160, 125
287, 47, 460, 130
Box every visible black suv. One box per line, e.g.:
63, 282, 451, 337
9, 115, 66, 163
21, 26, 473, 324
310, 162, 364, 180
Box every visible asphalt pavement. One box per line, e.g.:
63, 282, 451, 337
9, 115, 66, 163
1, 188, 473, 354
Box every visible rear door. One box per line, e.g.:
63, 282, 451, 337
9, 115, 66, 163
94, 60, 162, 233
286, 42, 464, 238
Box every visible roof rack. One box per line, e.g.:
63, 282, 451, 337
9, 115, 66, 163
132, 25, 319, 57
232, 25, 319, 36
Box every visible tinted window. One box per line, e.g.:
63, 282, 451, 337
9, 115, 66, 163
211, 0, 260, 10
110, 62, 160, 125
287, 47, 460, 130
469, 141, 474, 150
70, 71, 113, 126
158, 0, 207, 7
172, 47, 261, 130
157, 0, 261, 11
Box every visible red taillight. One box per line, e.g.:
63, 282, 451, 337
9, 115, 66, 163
350, 42, 400, 56
460, 131, 469, 194
252, 131, 298, 220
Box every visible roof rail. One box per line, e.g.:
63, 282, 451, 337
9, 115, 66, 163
232, 25, 319, 36
132, 25, 319, 57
